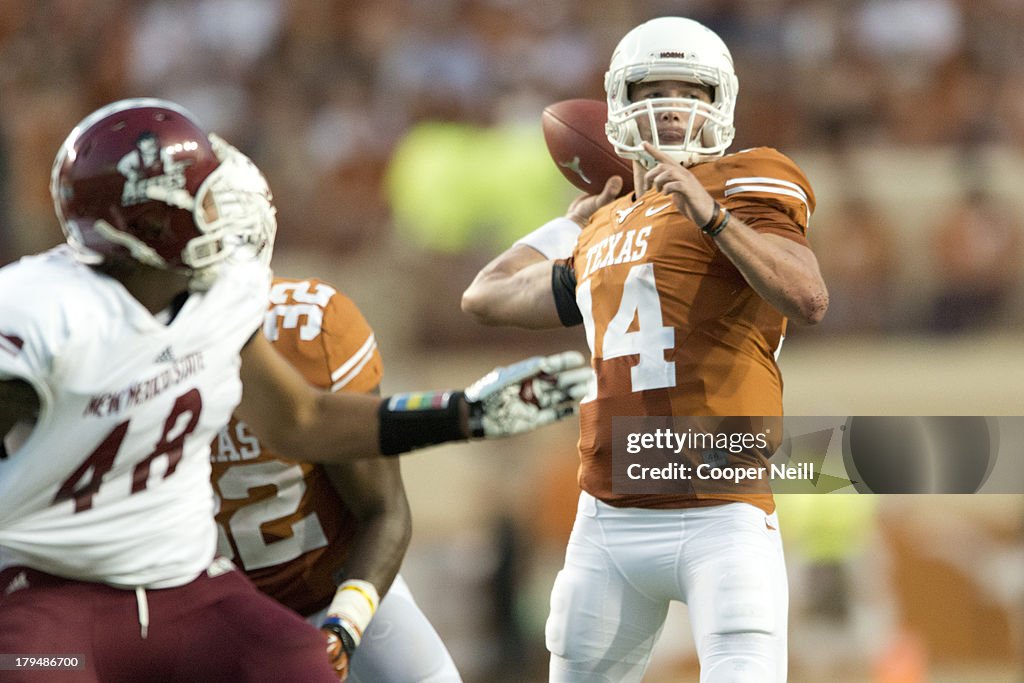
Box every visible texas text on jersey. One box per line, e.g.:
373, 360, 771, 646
211, 277, 382, 615
570, 146, 814, 512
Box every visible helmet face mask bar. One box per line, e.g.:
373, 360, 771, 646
190, 134, 278, 280
51, 98, 277, 288
604, 17, 738, 169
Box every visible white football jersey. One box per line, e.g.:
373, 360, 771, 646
0, 246, 270, 588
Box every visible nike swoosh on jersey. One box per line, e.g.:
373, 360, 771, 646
644, 203, 671, 217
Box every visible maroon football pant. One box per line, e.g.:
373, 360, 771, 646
0, 564, 338, 682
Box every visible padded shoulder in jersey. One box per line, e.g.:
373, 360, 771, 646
0, 248, 102, 387
264, 278, 383, 393
206, 256, 274, 341
695, 147, 815, 241
0, 248, 270, 389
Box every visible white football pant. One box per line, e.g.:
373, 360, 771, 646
546, 493, 788, 683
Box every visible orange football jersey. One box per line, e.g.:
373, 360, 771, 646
572, 147, 815, 512
210, 277, 383, 616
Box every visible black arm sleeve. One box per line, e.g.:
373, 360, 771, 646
552, 261, 583, 327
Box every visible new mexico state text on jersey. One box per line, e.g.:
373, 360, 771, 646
571, 147, 814, 512
211, 277, 383, 615
0, 246, 269, 588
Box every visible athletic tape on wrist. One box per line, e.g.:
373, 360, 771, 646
322, 579, 380, 649
514, 217, 581, 260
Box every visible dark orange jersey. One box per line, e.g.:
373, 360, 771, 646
572, 147, 815, 512
210, 277, 383, 615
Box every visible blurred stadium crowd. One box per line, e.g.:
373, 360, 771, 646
1, 2, 1022, 682
1, 0, 1023, 337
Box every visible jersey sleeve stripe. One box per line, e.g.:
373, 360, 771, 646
330, 346, 376, 392
330, 336, 378, 392
329, 333, 376, 383
725, 176, 808, 201
723, 184, 810, 217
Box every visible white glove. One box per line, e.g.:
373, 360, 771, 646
463, 351, 593, 438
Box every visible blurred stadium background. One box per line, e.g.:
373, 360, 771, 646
1, 1, 1021, 681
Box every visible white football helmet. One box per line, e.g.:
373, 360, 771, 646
605, 17, 738, 168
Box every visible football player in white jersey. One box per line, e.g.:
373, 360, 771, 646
0, 98, 591, 682
462, 17, 829, 683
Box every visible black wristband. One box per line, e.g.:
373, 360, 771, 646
706, 208, 731, 237
699, 200, 731, 237
552, 262, 583, 327
699, 201, 720, 232
378, 391, 467, 455
322, 621, 358, 656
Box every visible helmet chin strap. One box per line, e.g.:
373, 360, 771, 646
143, 185, 196, 212
94, 217, 214, 291
93, 219, 167, 269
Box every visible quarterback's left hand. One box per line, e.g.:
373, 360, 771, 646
641, 141, 717, 227
463, 351, 592, 438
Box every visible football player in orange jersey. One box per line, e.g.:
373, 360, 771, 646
462, 17, 828, 683
212, 277, 461, 681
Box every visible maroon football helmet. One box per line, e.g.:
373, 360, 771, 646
50, 98, 276, 284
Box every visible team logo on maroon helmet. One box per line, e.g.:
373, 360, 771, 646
117, 131, 194, 207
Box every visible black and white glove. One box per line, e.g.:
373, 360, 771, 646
463, 350, 592, 438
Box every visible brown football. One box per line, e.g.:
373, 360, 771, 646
541, 99, 633, 197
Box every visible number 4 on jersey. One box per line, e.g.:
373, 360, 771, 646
578, 263, 676, 397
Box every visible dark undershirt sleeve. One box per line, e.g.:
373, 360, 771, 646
552, 260, 582, 327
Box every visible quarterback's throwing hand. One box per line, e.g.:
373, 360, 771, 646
464, 351, 592, 438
